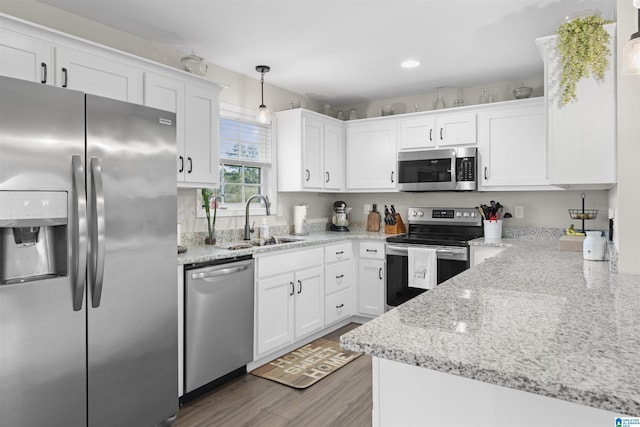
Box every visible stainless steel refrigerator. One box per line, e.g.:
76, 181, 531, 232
0, 76, 178, 427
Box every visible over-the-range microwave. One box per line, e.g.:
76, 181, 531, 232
397, 147, 477, 192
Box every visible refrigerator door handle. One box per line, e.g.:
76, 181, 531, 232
90, 157, 106, 308
71, 155, 88, 311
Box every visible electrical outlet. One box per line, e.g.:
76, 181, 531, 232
364, 204, 371, 216
515, 205, 524, 219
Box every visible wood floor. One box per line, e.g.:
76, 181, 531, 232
175, 323, 372, 427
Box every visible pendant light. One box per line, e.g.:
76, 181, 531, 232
256, 65, 271, 123
622, 2, 640, 75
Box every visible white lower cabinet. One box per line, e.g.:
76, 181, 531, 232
470, 246, 506, 267
358, 241, 385, 316
255, 247, 324, 357
324, 242, 355, 325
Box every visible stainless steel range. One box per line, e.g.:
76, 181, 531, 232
385, 207, 483, 308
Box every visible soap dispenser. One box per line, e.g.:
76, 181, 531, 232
260, 218, 269, 239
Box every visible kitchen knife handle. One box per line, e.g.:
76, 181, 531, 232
289, 281, 295, 296
71, 155, 87, 312
305, 169, 310, 181
378, 268, 383, 280
41, 62, 47, 84
297, 279, 302, 294
89, 157, 106, 308
484, 167, 489, 180
187, 157, 193, 174
179, 155, 184, 173
62, 67, 68, 88
325, 171, 330, 183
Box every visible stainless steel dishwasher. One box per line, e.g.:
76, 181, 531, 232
184, 256, 254, 395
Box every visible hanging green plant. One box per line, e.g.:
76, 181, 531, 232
557, 14, 613, 106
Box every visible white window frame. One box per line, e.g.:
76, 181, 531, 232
196, 103, 276, 218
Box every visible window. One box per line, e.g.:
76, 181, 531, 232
217, 103, 274, 215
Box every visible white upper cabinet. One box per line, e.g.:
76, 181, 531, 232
56, 46, 143, 103
536, 24, 616, 188
399, 111, 476, 150
275, 109, 345, 192
478, 98, 549, 189
0, 29, 52, 84
346, 119, 397, 191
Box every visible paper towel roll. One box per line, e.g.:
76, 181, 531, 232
294, 205, 307, 234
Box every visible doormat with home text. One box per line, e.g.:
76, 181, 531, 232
249, 338, 362, 389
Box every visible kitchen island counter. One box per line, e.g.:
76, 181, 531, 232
340, 236, 640, 422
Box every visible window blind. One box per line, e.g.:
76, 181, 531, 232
219, 117, 271, 166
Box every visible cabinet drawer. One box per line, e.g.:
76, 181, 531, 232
325, 287, 355, 325
325, 260, 353, 295
359, 241, 385, 259
256, 247, 323, 278
324, 242, 353, 263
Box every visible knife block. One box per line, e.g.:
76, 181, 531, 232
384, 214, 406, 235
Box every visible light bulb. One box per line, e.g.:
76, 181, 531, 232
256, 105, 270, 124
622, 37, 640, 75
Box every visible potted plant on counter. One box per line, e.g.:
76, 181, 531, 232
557, 12, 613, 106
201, 188, 221, 245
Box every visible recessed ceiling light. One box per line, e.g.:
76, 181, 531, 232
401, 59, 421, 69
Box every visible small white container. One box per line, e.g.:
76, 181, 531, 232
583, 231, 606, 261
260, 218, 269, 239
483, 220, 503, 240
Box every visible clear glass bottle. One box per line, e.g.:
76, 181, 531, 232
488, 88, 495, 103
434, 87, 445, 109
479, 88, 487, 104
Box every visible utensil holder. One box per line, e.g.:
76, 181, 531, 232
384, 214, 406, 235
484, 220, 503, 239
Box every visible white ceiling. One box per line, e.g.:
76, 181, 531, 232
36, 0, 617, 105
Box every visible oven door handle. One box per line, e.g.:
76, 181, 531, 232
386, 245, 467, 258
385, 245, 408, 256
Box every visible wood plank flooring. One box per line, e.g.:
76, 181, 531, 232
175, 323, 372, 427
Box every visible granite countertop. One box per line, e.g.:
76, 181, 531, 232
341, 237, 640, 416
177, 230, 389, 265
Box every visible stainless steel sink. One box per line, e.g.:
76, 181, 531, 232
218, 236, 304, 250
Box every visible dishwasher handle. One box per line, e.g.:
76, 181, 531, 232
191, 263, 250, 281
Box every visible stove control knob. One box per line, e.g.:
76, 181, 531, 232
417, 210, 424, 217
456, 212, 462, 217
463, 212, 470, 218
410, 210, 417, 217
470, 211, 477, 218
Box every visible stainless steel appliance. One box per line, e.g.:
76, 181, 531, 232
330, 201, 351, 231
0, 76, 178, 426
385, 207, 483, 308
184, 256, 254, 398
397, 147, 477, 192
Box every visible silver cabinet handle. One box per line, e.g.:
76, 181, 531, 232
325, 171, 330, 183
297, 279, 302, 294
290, 281, 295, 296
305, 169, 310, 181
62, 67, 68, 88
41, 62, 47, 84
191, 264, 250, 280
71, 155, 87, 311
484, 167, 488, 180
89, 157, 106, 308
378, 268, 383, 280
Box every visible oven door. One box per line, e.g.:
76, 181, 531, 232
385, 243, 470, 308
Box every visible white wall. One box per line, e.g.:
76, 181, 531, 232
614, 0, 640, 275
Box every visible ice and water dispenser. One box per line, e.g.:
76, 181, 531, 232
0, 191, 68, 284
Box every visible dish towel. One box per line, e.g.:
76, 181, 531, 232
408, 247, 437, 290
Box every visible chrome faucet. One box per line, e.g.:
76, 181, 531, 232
244, 194, 271, 240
